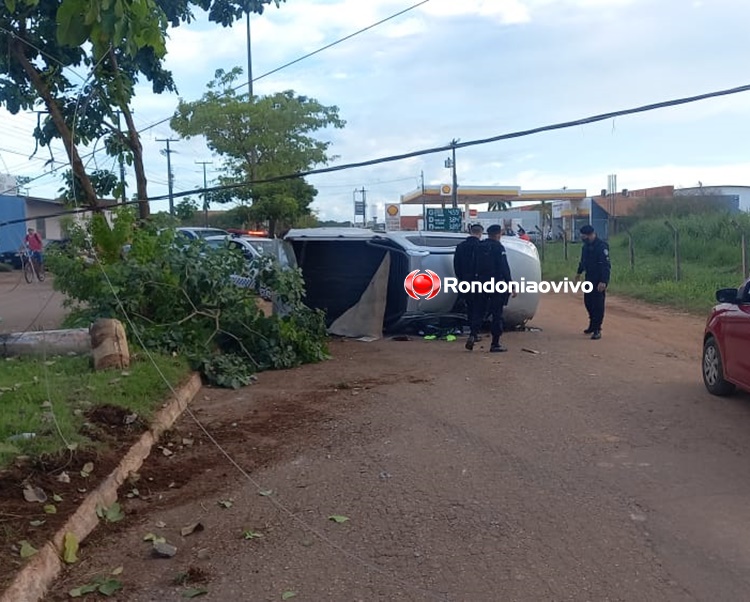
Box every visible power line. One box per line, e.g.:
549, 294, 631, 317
3, 80, 750, 227
146, 82, 750, 202
136, 0, 432, 134
0, 0, 433, 196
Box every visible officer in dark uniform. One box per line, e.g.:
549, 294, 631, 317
454, 224, 484, 345
574, 224, 611, 340
470, 224, 515, 352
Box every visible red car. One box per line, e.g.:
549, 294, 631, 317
703, 278, 750, 396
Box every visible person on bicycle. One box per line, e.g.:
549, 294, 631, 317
23, 227, 44, 266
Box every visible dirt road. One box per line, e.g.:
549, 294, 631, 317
44, 291, 750, 601
0, 271, 66, 333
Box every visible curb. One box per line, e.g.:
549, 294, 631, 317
0, 372, 203, 602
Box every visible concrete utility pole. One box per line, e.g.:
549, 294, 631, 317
156, 138, 179, 214
196, 160, 213, 226
246, 12, 253, 97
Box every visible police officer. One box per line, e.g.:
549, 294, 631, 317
454, 224, 484, 346
574, 224, 611, 340
470, 224, 515, 352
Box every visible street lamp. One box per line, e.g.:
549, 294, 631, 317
444, 139, 459, 208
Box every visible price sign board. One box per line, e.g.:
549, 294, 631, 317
425, 208, 463, 232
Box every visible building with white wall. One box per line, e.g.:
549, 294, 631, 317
675, 185, 750, 212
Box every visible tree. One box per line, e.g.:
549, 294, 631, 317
1, 0, 286, 221
58, 168, 121, 206
175, 197, 199, 221
170, 67, 345, 236
487, 201, 510, 211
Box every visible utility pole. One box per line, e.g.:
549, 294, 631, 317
451, 139, 458, 209
196, 160, 213, 227
246, 12, 253, 97
361, 187, 367, 227
156, 138, 179, 215
353, 187, 367, 226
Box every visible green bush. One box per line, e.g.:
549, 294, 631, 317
46, 207, 329, 387
542, 211, 749, 314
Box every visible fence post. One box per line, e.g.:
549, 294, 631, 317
664, 220, 680, 281
731, 220, 748, 279
624, 228, 634, 271
535, 225, 544, 261
561, 228, 568, 261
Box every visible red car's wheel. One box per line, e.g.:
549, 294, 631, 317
702, 336, 735, 396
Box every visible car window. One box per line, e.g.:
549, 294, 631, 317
742, 282, 750, 303
196, 229, 228, 239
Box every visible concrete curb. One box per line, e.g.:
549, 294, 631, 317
0, 372, 203, 602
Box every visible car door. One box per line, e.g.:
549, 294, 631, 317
722, 279, 750, 389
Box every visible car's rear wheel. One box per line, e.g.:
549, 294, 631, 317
703, 336, 735, 396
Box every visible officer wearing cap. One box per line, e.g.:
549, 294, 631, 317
574, 225, 610, 340
454, 223, 484, 345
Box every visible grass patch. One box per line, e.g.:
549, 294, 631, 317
0, 351, 191, 469
540, 212, 748, 315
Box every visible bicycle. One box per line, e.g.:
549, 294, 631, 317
19, 248, 45, 283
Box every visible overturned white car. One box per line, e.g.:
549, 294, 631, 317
282, 228, 542, 337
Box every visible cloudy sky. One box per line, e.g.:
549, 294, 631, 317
1, 0, 749, 221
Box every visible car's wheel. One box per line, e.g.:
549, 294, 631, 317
702, 336, 735, 396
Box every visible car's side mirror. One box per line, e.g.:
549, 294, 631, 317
716, 288, 739, 304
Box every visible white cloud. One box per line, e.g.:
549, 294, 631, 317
2, 0, 750, 223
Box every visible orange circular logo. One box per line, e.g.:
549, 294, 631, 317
441, 184, 451, 194
386, 205, 399, 216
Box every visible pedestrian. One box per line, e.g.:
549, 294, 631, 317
517, 227, 531, 241
574, 224, 610, 340
454, 223, 484, 345
467, 224, 516, 352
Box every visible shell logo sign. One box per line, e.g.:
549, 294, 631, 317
385, 204, 401, 231
439, 184, 452, 196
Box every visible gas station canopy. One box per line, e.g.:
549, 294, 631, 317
400, 185, 588, 205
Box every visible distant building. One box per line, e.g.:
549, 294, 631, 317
0, 190, 117, 254
675, 185, 750, 212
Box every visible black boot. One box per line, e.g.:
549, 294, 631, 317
465, 334, 476, 351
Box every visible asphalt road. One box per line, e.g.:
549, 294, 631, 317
43, 290, 750, 602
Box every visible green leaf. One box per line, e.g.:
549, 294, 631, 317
43, 504, 57, 514
281, 592, 297, 600
243, 530, 263, 540
97, 578, 123, 596
29, 520, 45, 527
258, 489, 273, 497
328, 515, 349, 523
143, 532, 166, 544
53, 494, 63, 502
19, 540, 37, 558
98, 502, 124, 523
63, 532, 79, 563
69, 583, 98, 598
183, 588, 208, 598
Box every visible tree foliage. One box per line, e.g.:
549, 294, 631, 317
45, 206, 328, 387
0, 0, 287, 218
58, 168, 122, 206
170, 67, 345, 235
